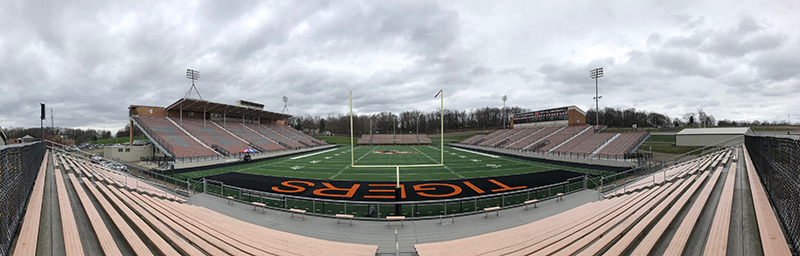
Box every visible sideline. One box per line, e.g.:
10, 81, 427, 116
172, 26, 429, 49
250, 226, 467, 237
451, 147, 500, 158
290, 148, 339, 159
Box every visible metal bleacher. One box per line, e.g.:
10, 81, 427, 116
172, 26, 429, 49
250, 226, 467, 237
459, 126, 649, 159
415, 146, 792, 255
134, 116, 219, 158
174, 118, 251, 155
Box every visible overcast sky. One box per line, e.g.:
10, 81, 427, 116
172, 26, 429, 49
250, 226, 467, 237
1, 0, 798, 132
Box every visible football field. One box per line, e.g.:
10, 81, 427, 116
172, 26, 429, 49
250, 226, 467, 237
174, 145, 609, 181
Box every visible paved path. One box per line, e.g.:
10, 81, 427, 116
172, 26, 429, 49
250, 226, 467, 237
191, 189, 600, 255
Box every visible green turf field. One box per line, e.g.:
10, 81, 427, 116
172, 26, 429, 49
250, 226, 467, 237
174, 145, 610, 181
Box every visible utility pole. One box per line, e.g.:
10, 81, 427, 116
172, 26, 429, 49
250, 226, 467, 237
502, 95, 507, 129
40, 103, 45, 142
590, 68, 604, 125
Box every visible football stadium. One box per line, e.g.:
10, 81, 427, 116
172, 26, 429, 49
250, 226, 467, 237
2, 91, 798, 255
2, 2, 798, 255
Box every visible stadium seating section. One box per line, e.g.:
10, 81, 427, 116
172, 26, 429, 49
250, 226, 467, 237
357, 134, 432, 145
12, 145, 792, 255
133, 116, 327, 158
12, 151, 377, 255
458, 126, 648, 158
134, 116, 220, 158
415, 147, 793, 255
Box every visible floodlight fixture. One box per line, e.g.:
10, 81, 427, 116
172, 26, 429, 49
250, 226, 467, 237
184, 69, 203, 99
282, 96, 289, 114
590, 67, 604, 125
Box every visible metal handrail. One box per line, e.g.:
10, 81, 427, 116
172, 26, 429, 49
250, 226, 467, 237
198, 174, 590, 219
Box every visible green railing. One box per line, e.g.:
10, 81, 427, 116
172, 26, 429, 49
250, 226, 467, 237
196, 175, 590, 219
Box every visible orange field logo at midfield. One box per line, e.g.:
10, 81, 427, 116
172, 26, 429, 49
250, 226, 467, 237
373, 150, 417, 154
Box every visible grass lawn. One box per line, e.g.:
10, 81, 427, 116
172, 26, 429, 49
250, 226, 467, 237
749, 125, 800, 131
174, 145, 610, 182
312, 135, 352, 144
639, 134, 702, 155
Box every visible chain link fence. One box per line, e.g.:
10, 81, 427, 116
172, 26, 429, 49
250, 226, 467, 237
0, 142, 45, 256
745, 135, 800, 252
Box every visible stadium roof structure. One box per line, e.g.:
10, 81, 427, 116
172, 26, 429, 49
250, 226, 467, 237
676, 127, 754, 135
165, 98, 291, 120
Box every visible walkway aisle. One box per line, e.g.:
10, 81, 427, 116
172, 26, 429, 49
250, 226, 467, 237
191, 189, 599, 254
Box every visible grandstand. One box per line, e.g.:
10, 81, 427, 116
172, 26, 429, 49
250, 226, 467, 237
356, 134, 432, 145
127, 98, 330, 168
415, 145, 793, 255
457, 126, 648, 160
461, 106, 648, 160
8, 137, 795, 255
8, 148, 377, 255
512, 105, 586, 128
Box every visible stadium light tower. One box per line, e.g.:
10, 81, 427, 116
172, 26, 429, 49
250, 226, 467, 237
590, 67, 603, 125
502, 95, 507, 128
185, 69, 203, 100
282, 96, 289, 114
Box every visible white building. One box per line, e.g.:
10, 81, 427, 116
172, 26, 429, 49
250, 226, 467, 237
676, 127, 754, 146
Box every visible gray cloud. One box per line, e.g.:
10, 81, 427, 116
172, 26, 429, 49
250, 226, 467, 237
1, 0, 798, 132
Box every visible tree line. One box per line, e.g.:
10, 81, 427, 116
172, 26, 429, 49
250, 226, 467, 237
3, 106, 792, 144
288, 106, 530, 136
2, 124, 142, 145
293, 106, 795, 135
2, 127, 112, 144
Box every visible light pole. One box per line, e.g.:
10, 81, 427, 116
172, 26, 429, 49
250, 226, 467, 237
502, 95, 507, 128
590, 67, 603, 125
185, 69, 202, 99
416, 112, 420, 135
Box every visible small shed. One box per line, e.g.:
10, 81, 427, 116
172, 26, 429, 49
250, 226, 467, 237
676, 127, 754, 146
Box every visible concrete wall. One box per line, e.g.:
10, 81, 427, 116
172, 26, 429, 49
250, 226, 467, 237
104, 144, 164, 162
568, 109, 586, 126
130, 105, 166, 117
676, 134, 742, 146
514, 120, 569, 129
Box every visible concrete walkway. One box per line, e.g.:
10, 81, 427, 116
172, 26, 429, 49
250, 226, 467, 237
191, 189, 600, 255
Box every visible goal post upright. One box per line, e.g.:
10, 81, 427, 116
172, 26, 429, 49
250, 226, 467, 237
350, 91, 354, 167
439, 89, 444, 165
349, 90, 445, 168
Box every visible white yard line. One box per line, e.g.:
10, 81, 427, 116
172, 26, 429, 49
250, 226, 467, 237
290, 148, 339, 159
412, 146, 464, 178
451, 147, 500, 158
328, 165, 351, 179
330, 146, 377, 179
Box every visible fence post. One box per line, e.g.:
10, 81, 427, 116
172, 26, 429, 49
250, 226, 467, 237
600, 176, 603, 193
583, 175, 587, 189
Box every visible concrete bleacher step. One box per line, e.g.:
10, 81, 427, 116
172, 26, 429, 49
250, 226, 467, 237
165, 117, 215, 152
590, 133, 619, 156
548, 126, 593, 153
209, 120, 250, 145
522, 126, 565, 151
503, 127, 544, 149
